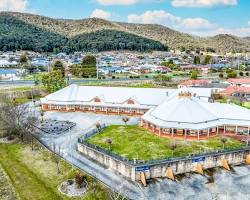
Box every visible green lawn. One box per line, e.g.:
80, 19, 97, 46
87, 125, 244, 161
0, 143, 109, 200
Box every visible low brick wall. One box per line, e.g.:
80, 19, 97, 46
77, 142, 250, 182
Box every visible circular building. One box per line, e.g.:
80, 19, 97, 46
141, 89, 250, 140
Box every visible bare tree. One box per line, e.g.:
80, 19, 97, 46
0, 97, 38, 143
221, 137, 228, 149
169, 141, 178, 157
122, 117, 129, 125
105, 138, 113, 150
51, 143, 61, 174
95, 122, 101, 132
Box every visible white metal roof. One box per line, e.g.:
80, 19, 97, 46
142, 88, 250, 130
41, 84, 176, 107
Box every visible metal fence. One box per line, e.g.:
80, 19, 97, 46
78, 134, 250, 167
79, 123, 107, 141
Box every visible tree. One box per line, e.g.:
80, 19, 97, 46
227, 70, 237, 78
219, 73, 224, 79
105, 138, 113, 150
51, 143, 61, 174
239, 71, 244, 76
169, 141, 177, 157
75, 172, 86, 188
122, 117, 129, 125
153, 74, 172, 85
221, 137, 228, 149
69, 54, 97, 78
19, 53, 28, 64
193, 56, 200, 65
41, 70, 66, 93
246, 72, 249, 76
0, 97, 38, 143
95, 122, 102, 132
190, 69, 198, 80
204, 55, 212, 65
52, 60, 65, 77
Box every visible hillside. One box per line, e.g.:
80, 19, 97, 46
0, 12, 167, 53
1, 12, 250, 53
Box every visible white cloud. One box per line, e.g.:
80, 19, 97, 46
128, 10, 181, 26
96, 0, 138, 6
128, 10, 216, 31
180, 18, 217, 30
95, 0, 161, 6
248, 20, 250, 26
0, 0, 28, 12
171, 0, 237, 8
90, 9, 111, 20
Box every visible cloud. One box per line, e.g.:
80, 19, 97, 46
171, 0, 237, 8
180, 18, 217, 30
96, 0, 138, 5
95, 0, 161, 6
248, 20, 250, 26
0, 0, 28, 12
128, 10, 181, 26
128, 10, 216, 31
90, 9, 111, 19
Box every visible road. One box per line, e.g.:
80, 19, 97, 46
0, 78, 152, 86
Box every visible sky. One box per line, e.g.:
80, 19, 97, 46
0, 0, 250, 37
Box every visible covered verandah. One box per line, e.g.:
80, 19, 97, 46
141, 120, 250, 140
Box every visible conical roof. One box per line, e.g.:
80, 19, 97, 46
150, 89, 218, 124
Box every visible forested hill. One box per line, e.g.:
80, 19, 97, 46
0, 13, 167, 53
1, 12, 250, 53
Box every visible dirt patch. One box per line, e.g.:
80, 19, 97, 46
58, 179, 88, 197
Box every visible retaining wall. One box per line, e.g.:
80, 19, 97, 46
77, 142, 250, 182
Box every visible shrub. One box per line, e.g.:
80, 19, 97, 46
75, 173, 86, 188
219, 73, 224, 78
239, 71, 244, 76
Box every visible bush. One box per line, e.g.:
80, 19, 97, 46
112, 76, 116, 79
190, 70, 198, 80
219, 73, 224, 78
239, 71, 244, 76
227, 70, 237, 78
246, 72, 249, 76
75, 173, 86, 188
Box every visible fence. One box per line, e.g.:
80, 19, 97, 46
79, 123, 106, 140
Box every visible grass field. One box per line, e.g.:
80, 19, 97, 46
0, 143, 109, 200
0, 166, 18, 200
87, 125, 244, 161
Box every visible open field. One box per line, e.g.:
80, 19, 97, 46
0, 165, 18, 200
87, 125, 244, 161
0, 143, 109, 200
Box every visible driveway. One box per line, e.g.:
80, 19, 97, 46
37, 111, 250, 200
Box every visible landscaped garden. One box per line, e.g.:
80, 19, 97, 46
0, 143, 110, 200
86, 125, 244, 161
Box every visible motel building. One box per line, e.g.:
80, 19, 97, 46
41, 84, 250, 140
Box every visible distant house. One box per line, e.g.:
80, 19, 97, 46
180, 64, 210, 74
221, 86, 250, 100
179, 80, 210, 88
226, 79, 250, 87
152, 66, 171, 73
0, 69, 18, 80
